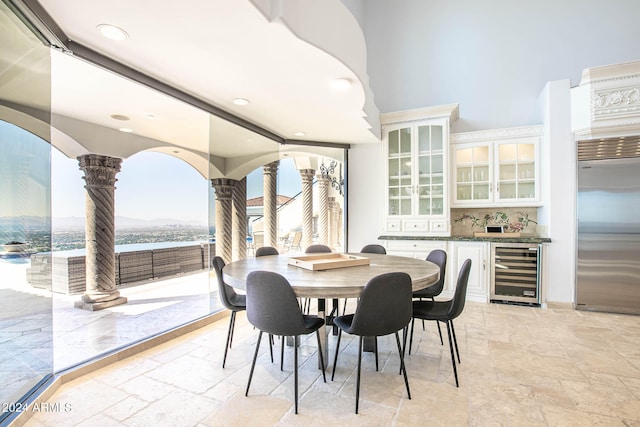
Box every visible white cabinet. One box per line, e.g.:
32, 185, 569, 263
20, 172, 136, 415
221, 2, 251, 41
381, 105, 458, 236
451, 126, 543, 207
447, 241, 489, 302
385, 240, 447, 260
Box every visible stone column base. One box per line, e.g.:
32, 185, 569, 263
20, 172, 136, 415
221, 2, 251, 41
74, 296, 128, 311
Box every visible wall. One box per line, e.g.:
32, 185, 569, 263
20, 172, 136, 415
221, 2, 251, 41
539, 80, 575, 304
362, 0, 640, 131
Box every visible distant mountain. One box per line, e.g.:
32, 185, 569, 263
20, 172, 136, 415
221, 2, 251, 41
0, 215, 207, 230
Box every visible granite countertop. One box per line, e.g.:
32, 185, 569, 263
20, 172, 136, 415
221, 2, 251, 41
378, 235, 551, 244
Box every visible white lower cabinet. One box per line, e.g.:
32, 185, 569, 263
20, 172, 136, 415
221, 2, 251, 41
447, 241, 489, 302
385, 240, 446, 260
383, 240, 490, 303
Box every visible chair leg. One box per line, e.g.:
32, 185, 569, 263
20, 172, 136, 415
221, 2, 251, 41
268, 334, 274, 363
294, 335, 298, 414
222, 311, 235, 368
342, 298, 348, 315
450, 320, 461, 363
229, 310, 237, 347
245, 331, 263, 396
331, 329, 342, 381
374, 336, 379, 371
445, 321, 459, 387
315, 330, 327, 383
280, 335, 285, 371
436, 320, 444, 346
355, 336, 363, 414
400, 325, 407, 375
395, 331, 411, 399
409, 317, 416, 355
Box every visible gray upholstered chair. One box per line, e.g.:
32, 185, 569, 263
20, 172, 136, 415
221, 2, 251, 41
212, 256, 246, 368
305, 244, 331, 253
331, 272, 413, 414
245, 270, 326, 414
408, 249, 447, 353
255, 246, 279, 257
411, 259, 471, 387
360, 244, 387, 254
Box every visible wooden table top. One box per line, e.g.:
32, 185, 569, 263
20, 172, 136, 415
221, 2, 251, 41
222, 252, 439, 299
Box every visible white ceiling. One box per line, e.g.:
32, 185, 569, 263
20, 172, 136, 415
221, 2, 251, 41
27, 0, 380, 173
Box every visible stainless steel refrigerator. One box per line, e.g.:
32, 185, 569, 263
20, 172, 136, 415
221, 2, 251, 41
577, 156, 640, 315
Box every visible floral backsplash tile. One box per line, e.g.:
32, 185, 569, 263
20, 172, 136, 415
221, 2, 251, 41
451, 208, 538, 236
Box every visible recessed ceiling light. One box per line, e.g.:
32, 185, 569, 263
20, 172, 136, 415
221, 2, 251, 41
294, 131, 306, 137
110, 114, 129, 121
233, 98, 250, 106
119, 127, 133, 133
329, 78, 352, 91
97, 24, 129, 41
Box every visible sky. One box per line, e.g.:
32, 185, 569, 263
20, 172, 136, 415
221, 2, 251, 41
50, 145, 302, 225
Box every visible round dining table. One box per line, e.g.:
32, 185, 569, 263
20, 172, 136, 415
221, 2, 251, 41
223, 252, 440, 368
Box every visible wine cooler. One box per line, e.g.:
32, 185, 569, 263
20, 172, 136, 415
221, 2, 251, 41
490, 243, 541, 305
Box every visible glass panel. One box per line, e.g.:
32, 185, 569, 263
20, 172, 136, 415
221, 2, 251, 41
418, 196, 430, 215
431, 125, 443, 151
0, 2, 53, 419
400, 127, 411, 154
431, 154, 443, 174
499, 182, 517, 199
389, 158, 400, 179
519, 162, 535, 180
432, 197, 443, 214
519, 182, 535, 199
400, 198, 411, 215
474, 165, 489, 182
456, 147, 473, 164
473, 146, 490, 163
388, 129, 399, 155
418, 125, 430, 153
400, 155, 412, 177
474, 183, 490, 200
518, 144, 535, 161
389, 199, 399, 215
500, 164, 517, 181
499, 143, 518, 162
418, 155, 430, 175
458, 166, 472, 183
458, 184, 472, 200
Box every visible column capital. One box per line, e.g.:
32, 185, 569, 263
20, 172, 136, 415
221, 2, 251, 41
78, 154, 122, 188
300, 168, 315, 182
263, 161, 280, 176
211, 178, 236, 199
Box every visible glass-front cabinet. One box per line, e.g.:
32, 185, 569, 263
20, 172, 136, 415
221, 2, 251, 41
451, 126, 542, 207
382, 105, 458, 236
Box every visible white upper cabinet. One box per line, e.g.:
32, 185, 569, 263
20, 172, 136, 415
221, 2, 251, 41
381, 105, 458, 235
451, 126, 543, 207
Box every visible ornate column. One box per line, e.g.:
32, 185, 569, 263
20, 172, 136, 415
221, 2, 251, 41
263, 161, 279, 247
75, 154, 127, 311
317, 174, 330, 246
299, 169, 315, 250
232, 177, 247, 261
211, 178, 235, 263
329, 196, 342, 249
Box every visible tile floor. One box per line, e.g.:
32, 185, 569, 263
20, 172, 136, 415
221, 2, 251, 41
20, 301, 640, 426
